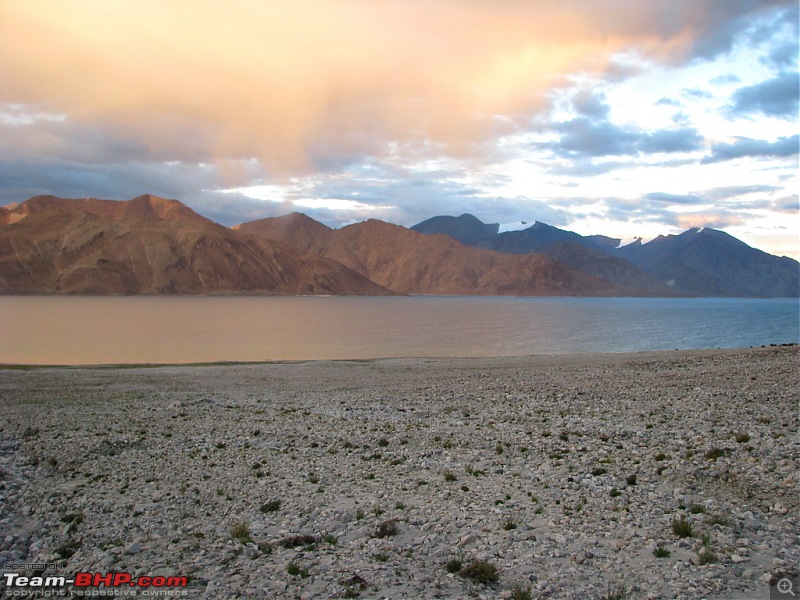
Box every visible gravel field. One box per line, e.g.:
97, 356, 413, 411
1, 346, 798, 599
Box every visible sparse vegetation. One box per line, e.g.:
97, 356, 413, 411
653, 546, 671, 558
510, 583, 533, 600
459, 559, 499, 584
502, 515, 518, 530
278, 534, 318, 548
672, 515, 693, 538
287, 560, 309, 578
445, 557, 463, 573
602, 581, 632, 600
374, 519, 399, 538
704, 448, 728, 461
260, 499, 281, 513
698, 548, 717, 565
229, 520, 251, 544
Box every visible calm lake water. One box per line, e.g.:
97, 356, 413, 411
1, 296, 798, 365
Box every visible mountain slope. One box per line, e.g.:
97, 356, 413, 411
0, 196, 393, 295
410, 213, 499, 246
615, 228, 799, 297
238, 214, 619, 295
411, 213, 799, 297
235, 212, 333, 254
316, 219, 618, 295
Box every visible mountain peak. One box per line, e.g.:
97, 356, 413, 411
410, 213, 499, 245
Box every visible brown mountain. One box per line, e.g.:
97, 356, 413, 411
235, 212, 333, 254
241, 214, 620, 295
0, 195, 393, 295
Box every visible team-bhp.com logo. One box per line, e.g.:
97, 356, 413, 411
3, 571, 188, 597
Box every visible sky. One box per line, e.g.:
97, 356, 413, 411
0, 0, 798, 258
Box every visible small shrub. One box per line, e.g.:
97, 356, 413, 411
511, 583, 533, 600
445, 558, 463, 573
502, 515, 518, 530
374, 519, 399, 538
698, 548, 717, 565
704, 448, 728, 461
592, 467, 607, 476
672, 515, 693, 538
626, 474, 637, 486
459, 559, 499, 584
443, 470, 457, 482
653, 546, 671, 558
308, 472, 319, 484
229, 521, 251, 544
735, 432, 751, 443
610, 488, 622, 498
377, 437, 390, 447
654, 452, 667, 461
603, 582, 631, 600
322, 533, 337, 545
374, 552, 389, 562
708, 513, 730, 526
278, 534, 318, 548
260, 499, 281, 513
286, 561, 309, 578
689, 504, 705, 514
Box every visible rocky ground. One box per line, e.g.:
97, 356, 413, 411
0, 346, 798, 599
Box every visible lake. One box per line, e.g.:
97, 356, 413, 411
1, 296, 798, 365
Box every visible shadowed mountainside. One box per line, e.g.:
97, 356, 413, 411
409, 213, 799, 297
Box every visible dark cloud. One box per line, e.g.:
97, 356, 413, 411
730, 72, 799, 118
701, 134, 799, 163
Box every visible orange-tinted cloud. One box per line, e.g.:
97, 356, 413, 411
0, 0, 779, 177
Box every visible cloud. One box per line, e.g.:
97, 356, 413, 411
542, 90, 703, 158
702, 135, 799, 163
643, 192, 704, 205
731, 72, 800, 118
0, 0, 786, 178
674, 213, 746, 229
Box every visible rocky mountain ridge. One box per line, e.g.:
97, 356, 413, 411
1, 195, 796, 296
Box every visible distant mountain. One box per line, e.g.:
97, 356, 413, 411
322, 220, 617, 296
410, 213, 499, 246
0, 195, 393, 295
615, 228, 799, 297
538, 243, 678, 295
241, 214, 620, 295
235, 212, 333, 254
3, 196, 796, 297
410, 214, 799, 297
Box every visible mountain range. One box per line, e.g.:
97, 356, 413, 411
1, 195, 797, 297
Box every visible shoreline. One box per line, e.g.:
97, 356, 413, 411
1, 342, 797, 370
1, 346, 797, 598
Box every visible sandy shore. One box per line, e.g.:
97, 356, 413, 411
1, 347, 798, 599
